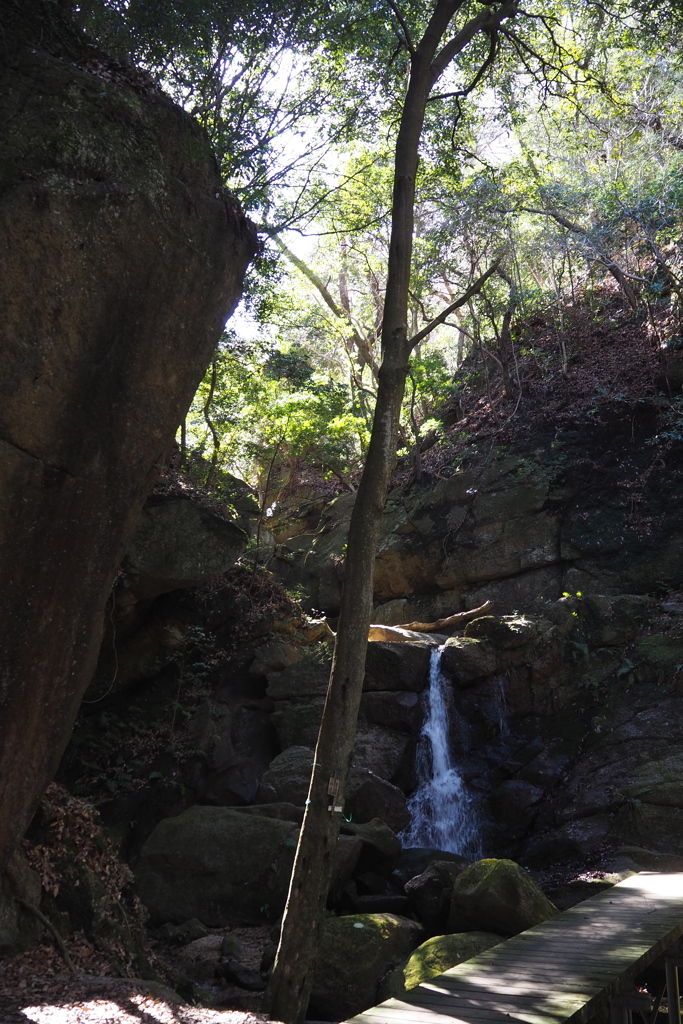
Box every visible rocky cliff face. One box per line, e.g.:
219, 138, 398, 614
0, 0, 256, 868
53, 392, 683, 905
271, 399, 683, 621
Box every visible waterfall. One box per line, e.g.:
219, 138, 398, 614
400, 647, 481, 857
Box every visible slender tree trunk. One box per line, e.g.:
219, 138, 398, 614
261, 48, 430, 1024
261, 6, 516, 1022
203, 359, 220, 488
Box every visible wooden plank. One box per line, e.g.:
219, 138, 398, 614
346, 873, 683, 1024
353, 1000, 579, 1024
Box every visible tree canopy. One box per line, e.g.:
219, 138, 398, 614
114, 0, 680, 522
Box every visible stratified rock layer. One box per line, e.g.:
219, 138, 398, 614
0, 0, 256, 866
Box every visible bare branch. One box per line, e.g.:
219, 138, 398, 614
408, 258, 502, 348
386, 0, 416, 54
514, 205, 640, 309
271, 235, 380, 377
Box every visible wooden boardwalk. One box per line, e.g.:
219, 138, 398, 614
348, 873, 683, 1024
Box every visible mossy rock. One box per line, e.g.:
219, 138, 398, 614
309, 913, 425, 1020
464, 616, 536, 650
637, 635, 683, 669
380, 931, 504, 999
340, 818, 402, 871
448, 858, 557, 936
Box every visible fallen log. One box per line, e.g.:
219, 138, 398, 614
309, 601, 494, 644
396, 600, 493, 632
366, 624, 449, 643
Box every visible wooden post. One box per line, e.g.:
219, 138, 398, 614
667, 959, 681, 1024
611, 991, 653, 1024
610, 1000, 631, 1024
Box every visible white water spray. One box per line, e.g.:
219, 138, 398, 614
401, 647, 481, 856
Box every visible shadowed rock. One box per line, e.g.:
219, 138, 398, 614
0, 0, 256, 866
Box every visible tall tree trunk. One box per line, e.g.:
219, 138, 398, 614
261, 5, 517, 1023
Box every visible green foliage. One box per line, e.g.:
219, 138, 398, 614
82, 0, 683, 499
183, 332, 368, 501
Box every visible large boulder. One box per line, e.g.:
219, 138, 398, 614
347, 772, 411, 834
440, 638, 497, 683
249, 641, 303, 678
0, 0, 256, 866
447, 859, 557, 935
352, 723, 410, 780
340, 819, 402, 873
257, 746, 314, 806
270, 711, 410, 781
135, 806, 362, 926
405, 860, 464, 933
271, 697, 326, 750
122, 496, 247, 599
464, 615, 537, 650
380, 931, 504, 999
135, 806, 299, 925
364, 643, 432, 692
394, 848, 470, 887
265, 647, 332, 700
360, 690, 421, 732
489, 781, 544, 842
309, 913, 426, 1020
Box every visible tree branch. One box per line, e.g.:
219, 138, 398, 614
408, 258, 502, 348
516, 205, 640, 309
386, 0, 416, 54
431, 2, 518, 83
271, 235, 380, 377
16, 900, 76, 973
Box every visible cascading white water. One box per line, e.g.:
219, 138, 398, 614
400, 647, 481, 857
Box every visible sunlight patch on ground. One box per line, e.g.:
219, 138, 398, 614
21, 998, 273, 1024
